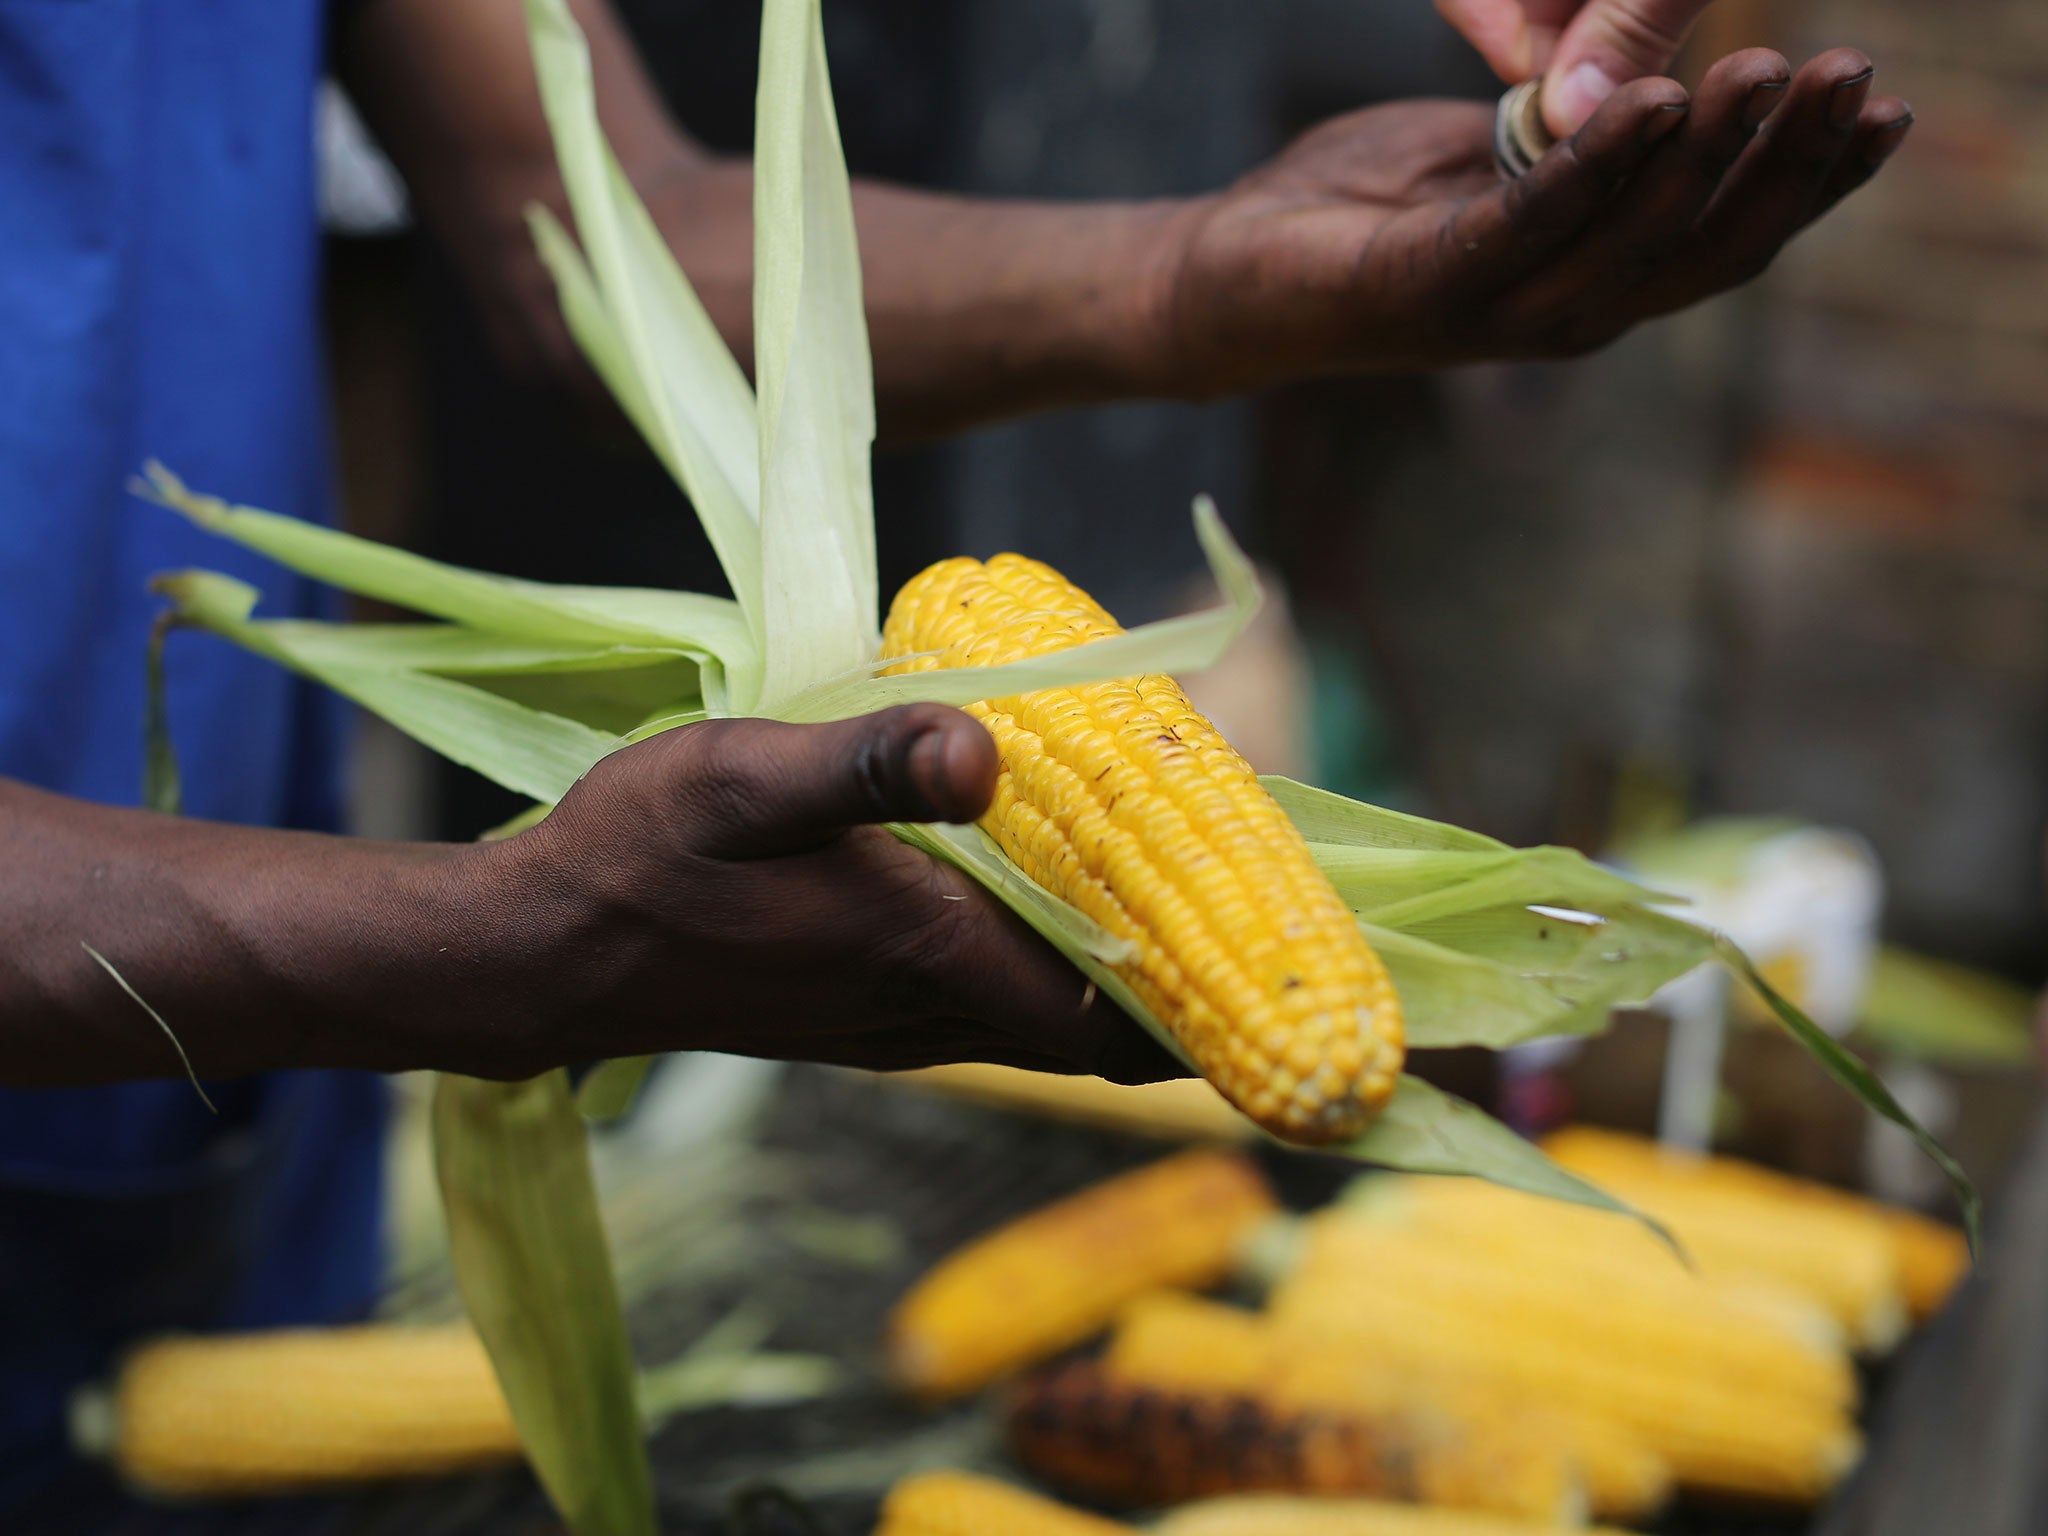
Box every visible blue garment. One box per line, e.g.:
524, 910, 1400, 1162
0, 1, 388, 1506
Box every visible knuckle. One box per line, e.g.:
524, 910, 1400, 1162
1600, 0, 1696, 63
661, 718, 778, 830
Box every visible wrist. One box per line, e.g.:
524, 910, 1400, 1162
434, 832, 610, 1080
1126, 190, 1295, 405
1101, 196, 1219, 403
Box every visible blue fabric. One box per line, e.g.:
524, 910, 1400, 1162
0, 0, 388, 1506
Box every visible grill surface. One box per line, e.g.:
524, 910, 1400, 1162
28, 1066, 1844, 1536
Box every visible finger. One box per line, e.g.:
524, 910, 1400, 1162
1629, 50, 1878, 311
821, 1024, 1094, 1076
1809, 96, 1913, 219
905, 886, 1149, 1066
1544, 0, 1720, 134
1093, 1023, 1195, 1086
1434, 0, 1537, 81
1518, 0, 1586, 74
843, 1020, 1188, 1083
683, 704, 998, 860
867, 878, 1187, 1085
1438, 74, 1691, 294
1505, 49, 1791, 328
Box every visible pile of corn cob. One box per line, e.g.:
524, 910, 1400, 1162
884, 1131, 1968, 1530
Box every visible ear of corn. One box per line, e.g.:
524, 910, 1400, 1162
875, 1471, 1137, 1536
1270, 1238, 1863, 1505
1154, 1496, 1645, 1536
885, 1149, 1277, 1400
98, 1326, 520, 1497
881, 555, 1405, 1145
1104, 1293, 1671, 1524
1006, 1358, 1583, 1523
1542, 1126, 1968, 1322
1292, 1219, 1855, 1410
1522, 1138, 1905, 1350
1341, 1176, 1848, 1354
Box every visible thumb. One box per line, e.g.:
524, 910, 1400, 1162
686, 703, 998, 860
1543, 0, 1714, 134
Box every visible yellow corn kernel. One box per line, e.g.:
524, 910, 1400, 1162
876, 1471, 1137, 1536
1876, 1206, 1972, 1321
1345, 1177, 1848, 1355
882, 554, 1403, 1145
101, 1325, 519, 1497
1106, 1292, 1276, 1395
1156, 1495, 1645, 1536
1543, 1126, 1968, 1322
1271, 1263, 1861, 1505
1293, 1219, 1856, 1411
885, 1149, 1278, 1400
1529, 1132, 1905, 1349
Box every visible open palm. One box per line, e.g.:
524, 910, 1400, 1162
1159, 47, 1909, 390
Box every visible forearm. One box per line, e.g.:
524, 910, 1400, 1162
0, 780, 559, 1088
339, 0, 1189, 443
648, 164, 1190, 438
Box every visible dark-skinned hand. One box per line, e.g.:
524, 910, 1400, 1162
500, 703, 1177, 1083
1154, 47, 1911, 394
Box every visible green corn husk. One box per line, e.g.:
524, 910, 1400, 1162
433, 1071, 652, 1536
135, 0, 1974, 1529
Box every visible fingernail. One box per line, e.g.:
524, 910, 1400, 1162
1867, 111, 1914, 167
1641, 100, 1689, 145
1554, 60, 1622, 133
1743, 78, 1790, 132
1830, 67, 1875, 130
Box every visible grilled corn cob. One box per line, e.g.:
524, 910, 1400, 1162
881, 554, 1404, 1144
1271, 1258, 1862, 1504
885, 1149, 1278, 1400
1543, 1127, 1968, 1321
82, 1325, 520, 1496
1155, 1496, 1643, 1536
875, 1471, 1137, 1536
1105, 1293, 1670, 1523
1007, 1358, 1580, 1521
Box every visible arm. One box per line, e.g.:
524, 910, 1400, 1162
2, 707, 1162, 1089
335, 0, 1174, 441
338, 0, 1910, 438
